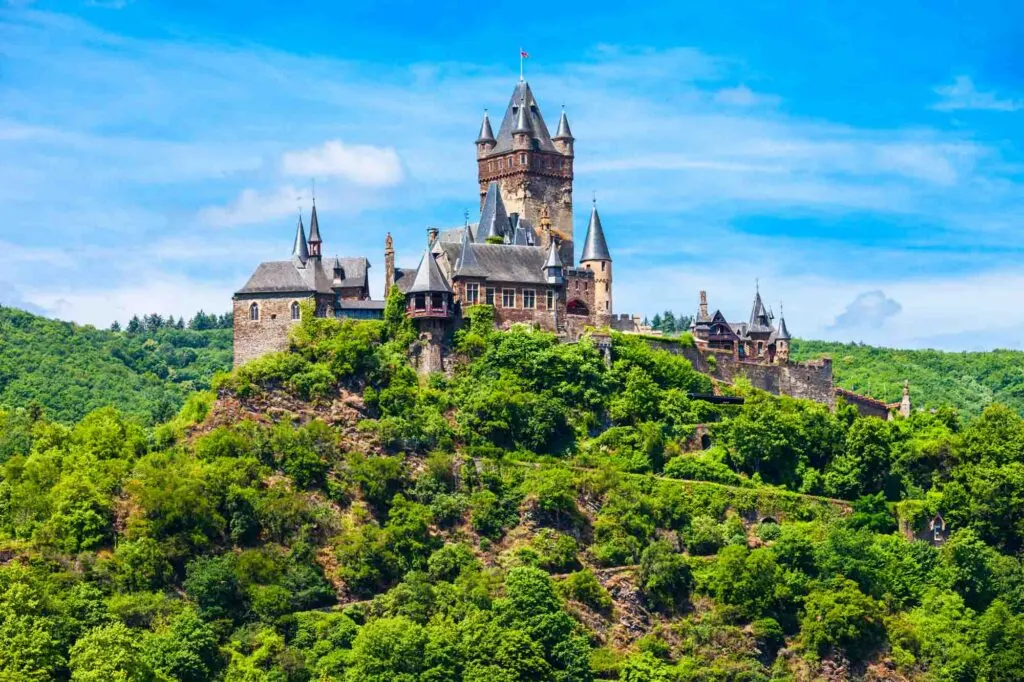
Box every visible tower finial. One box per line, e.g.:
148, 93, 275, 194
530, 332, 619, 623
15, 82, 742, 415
756, 278, 760, 294
311, 178, 316, 204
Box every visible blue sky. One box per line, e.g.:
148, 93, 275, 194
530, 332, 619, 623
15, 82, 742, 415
1, 0, 1023, 349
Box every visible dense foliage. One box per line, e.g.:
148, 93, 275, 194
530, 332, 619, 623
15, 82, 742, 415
2, 307, 1024, 680
0, 307, 231, 425
792, 338, 1024, 416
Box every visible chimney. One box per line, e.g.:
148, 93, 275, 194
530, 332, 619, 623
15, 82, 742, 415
427, 227, 439, 245
699, 290, 709, 319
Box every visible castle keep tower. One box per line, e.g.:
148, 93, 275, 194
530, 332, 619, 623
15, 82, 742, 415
476, 80, 575, 259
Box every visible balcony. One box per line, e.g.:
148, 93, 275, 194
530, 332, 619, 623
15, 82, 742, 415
407, 292, 453, 319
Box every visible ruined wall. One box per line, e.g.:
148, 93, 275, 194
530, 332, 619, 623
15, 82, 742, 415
835, 388, 890, 419
233, 294, 311, 367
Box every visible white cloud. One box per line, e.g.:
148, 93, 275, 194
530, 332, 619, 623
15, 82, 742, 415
281, 140, 403, 187
713, 85, 779, 108
198, 185, 307, 228
933, 76, 1023, 112
829, 291, 903, 330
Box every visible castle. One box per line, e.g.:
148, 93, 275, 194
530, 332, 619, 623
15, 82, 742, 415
233, 77, 639, 367
690, 289, 791, 364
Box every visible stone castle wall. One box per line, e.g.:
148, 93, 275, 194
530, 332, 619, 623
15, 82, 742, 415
233, 295, 310, 367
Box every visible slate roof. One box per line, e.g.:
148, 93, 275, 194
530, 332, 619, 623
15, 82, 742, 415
338, 299, 386, 310
580, 203, 611, 262
308, 202, 322, 245
292, 215, 309, 264
454, 230, 487, 277
748, 291, 773, 333
479, 182, 509, 241
408, 248, 453, 294
553, 109, 573, 140
544, 239, 564, 269
476, 110, 495, 144
492, 81, 557, 154
237, 257, 369, 295
438, 242, 550, 285
393, 267, 416, 294
776, 315, 791, 340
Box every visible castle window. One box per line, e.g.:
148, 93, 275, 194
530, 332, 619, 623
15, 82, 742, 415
546, 290, 554, 309
523, 289, 536, 309
290, 301, 300, 320
414, 293, 426, 310
502, 288, 515, 308
520, 153, 527, 165
486, 287, 495, 305
249, 303, 259, 321
431, 293, 443, 309
465, 282, 479, 304
604, 282, 609, 292
601, 262, 606, 271
605, 301, 609, 310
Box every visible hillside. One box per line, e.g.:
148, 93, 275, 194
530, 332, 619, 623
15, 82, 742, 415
1, 302, 1023, 681
791, 338, 1024, 416
0, 306, 232, 425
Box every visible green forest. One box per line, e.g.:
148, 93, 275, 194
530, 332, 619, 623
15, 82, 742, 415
0, 307, 232, 426
2, 298, 1024, 680
792, 339, 1024, 416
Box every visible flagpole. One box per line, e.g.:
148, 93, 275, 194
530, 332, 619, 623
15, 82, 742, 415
519, 47, 523, 82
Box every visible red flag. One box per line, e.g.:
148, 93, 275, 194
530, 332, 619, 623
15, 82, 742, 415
520, 50, 529, 58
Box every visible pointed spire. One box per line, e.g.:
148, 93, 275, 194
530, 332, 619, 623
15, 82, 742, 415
749, 289, 771, 332
492, 81, 556, 154
580, 198, 611, 262
292, 212, 309, 265
479, 181, 509, 241
307, 197, 322, 259
476, 110, 495, 144
408, 247, 453, 294
776, 306, 791, 340
544, 238, 563, 269
553, 107, 573, 140
454, 229, 485, 278
513, 97, 531, 134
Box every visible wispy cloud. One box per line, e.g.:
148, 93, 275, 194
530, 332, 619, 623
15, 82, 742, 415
933, 76, 1023, 112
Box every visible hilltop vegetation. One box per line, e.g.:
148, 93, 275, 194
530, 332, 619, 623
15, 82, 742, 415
1, 300, 1024, 680
792, 338, 1024, 416
0, 307, 232, 425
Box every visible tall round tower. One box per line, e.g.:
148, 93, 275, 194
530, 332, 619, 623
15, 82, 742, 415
580, 199, 612, 326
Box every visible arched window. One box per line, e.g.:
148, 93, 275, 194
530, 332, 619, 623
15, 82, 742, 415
249, 303, 259, 321
290, 301, 300, 320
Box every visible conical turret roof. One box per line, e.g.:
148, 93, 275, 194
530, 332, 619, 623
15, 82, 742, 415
580, 202, 611, 262
479, 182, 508, 241
544, 239, 564, 269
476, 110, 495, 144
553, 108, 573, 140
308, 201, 322, 245
513, 97, 531, 134
408, 247, 453, 294
292, 213, 309, 264
776, 312, 791, 340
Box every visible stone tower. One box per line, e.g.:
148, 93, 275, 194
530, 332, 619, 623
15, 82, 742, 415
383, 232, 395, 298
475, 80, 575, 259
580, 200, 612, 325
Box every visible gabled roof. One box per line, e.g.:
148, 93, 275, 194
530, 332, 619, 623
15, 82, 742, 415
708, 310, 740, 338
476, 110, 495, 144
580, 202, 611, 262
553, 109, 573, 140
492, 81, 557, 154
237, 257, 368, 295
292, 214, 309, 265
479, 182, 509, 241
454, 229, 486, 278
437, 242, 550, 285
408, 248, 453, 294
